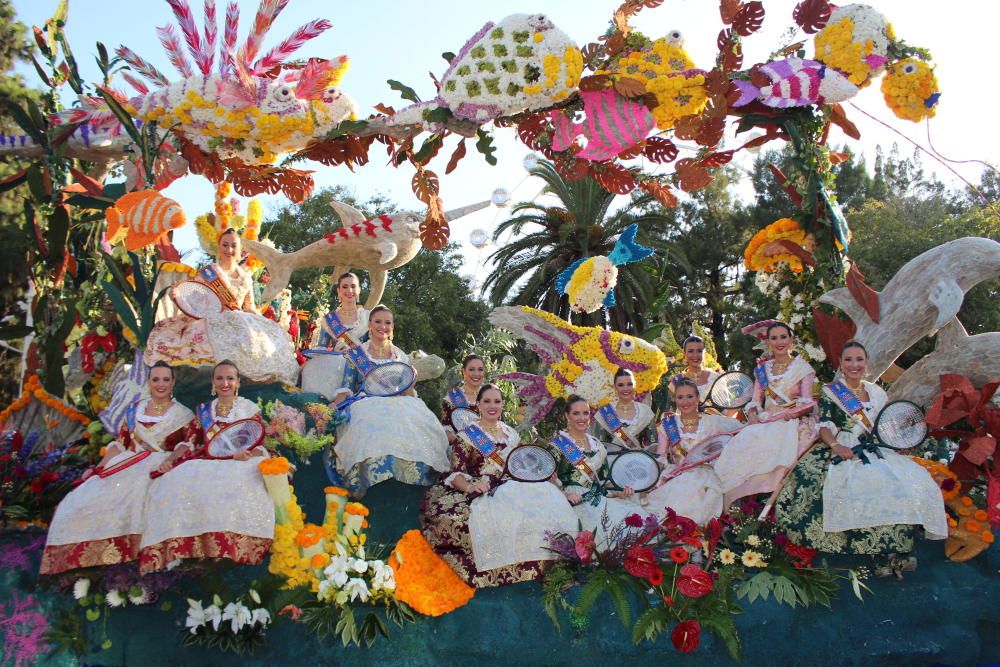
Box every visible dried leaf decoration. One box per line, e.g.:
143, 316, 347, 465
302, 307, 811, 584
420, 196, 449, 250
793, 0, 831, 34
811, 308, 856, 370
829, 103, 861, 140
733, 1, 765, 36
613, 76, 647, 99
719, 0, 742, 24
579, 75, 612, 92
675, 158, 713, 192
590, 162, 636, 195
517, 114, 548, 150
700, 150, 734, 167
555, 156, 590, 182
445, 140, 467, 175
642, 136, 679, 163
845, 262, 880, 323
767, 163, 803, 206
640, 179, 679, 208
717, 29, 744, 71
228, 164, 315, 203
411, 168, 440, 204
580, 42, 603, 68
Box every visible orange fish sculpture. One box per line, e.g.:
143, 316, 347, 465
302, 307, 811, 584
105, 191, 187, 251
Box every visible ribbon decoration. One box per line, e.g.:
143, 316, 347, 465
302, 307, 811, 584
831, 434, 884, 465
598, 403, 640, 448
551, 433, 594, 477
448, 387, 470, 408
198, 265, 241, 310
462, 423, 505, 467
755, 360, 793, 407
826, 380, 873, 431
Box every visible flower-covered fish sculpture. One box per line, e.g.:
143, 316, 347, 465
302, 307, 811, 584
388, 13, 582, 130
51, 0, 357, 166
489, 306, 667, 425
105, 190, 187, 251
880, 57, 940, 122
555, 224, 655, 314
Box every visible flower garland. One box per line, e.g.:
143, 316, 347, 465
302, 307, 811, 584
0, 375, 91, 428
744, 218, 817, 274
881, 57, 939, 122
912, 457, 961, 501
388, 530, 475, 616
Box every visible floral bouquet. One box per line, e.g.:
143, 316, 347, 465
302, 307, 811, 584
258, 400, 341, 460
0, 430, 90, 528
184, 590, 272, 656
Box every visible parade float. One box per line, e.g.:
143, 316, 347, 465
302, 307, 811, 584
0, 0, 997, 664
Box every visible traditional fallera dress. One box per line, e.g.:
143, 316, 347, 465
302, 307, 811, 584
138, 397, 274, 573
643, 412, 742, 526
145, 263, 299, 384
652, 369, 721, 419
301, 307, 370, 399
421, 422, 577, 587
550, 431, 652, 541
776, 380, 948, 554
440, 384, 479, 442
40, 399, 195, 574
331, 340, 450, 497
714, 356, 817, 506
591, 401, 655, 450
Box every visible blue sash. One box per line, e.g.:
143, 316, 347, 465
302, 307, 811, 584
551, 433, 590, 472
826, 380, 872, 430
660, 414, 681, 446
324, 311, 349, 339
597, 404, 623, 431
197, 402, 214, 432
125, 401, 139, 431
345, 345, 376, 375
448, 387, 470, 408
198, 265, 219, 282
462, 423, 500, 461
754, 362, 769, 390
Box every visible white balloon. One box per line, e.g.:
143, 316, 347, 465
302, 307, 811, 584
469, 229, 489, 249
491, 188, 511, 207
522, 153, 539, 171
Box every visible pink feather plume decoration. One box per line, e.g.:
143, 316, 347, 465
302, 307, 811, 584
239, 0, 292, 68
202, 0, 218, 75
295, 57, 345, 99
220, 1, 240, 78
253, 19, 332, 75
121, 71, 150, 95
115, 46, 170, 87
166, 0, 204, 71
157, 24, 194, 78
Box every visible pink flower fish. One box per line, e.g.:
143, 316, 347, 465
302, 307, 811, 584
550, 89, 655, 161
733, 58, 858, 108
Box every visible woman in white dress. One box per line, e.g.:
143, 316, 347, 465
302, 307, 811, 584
440, 354, 485, 443
301, 272, 370, 398
714, 322, 817, 507
421, 385, 577, 587
145, 229, 298, 384
669, 335, 722, 404
592, 368, 655, 451
41, 362, 195, 574
330, 305, 450, 497
551, 395, 651, 542
643, 378, 742, 525
776, 341, 947, 562
139, 360, 274, 573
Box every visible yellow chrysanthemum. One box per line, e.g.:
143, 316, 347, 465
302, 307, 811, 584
881, 58, 939, 122
744, 218, 817, 273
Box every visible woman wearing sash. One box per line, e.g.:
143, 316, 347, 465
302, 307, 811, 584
330, 305, 450, 497
552, 396, 651, 541
40, 363, 195, 574
713, 322, 817, 507
776, 341, 947, 560
642, 378, 741, 526
421, 385, 577, 586
302, 272, 371, 399
440, 355, 485, 442
669, 336, 722, 404
139, 360, 274, 573
591, 368, 655, 451
145, 228, 298, 384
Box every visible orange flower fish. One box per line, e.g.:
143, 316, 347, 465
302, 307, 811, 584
105, 190, 187, 251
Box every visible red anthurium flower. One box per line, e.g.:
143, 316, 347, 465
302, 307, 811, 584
672, 619, 701, 653
647, 566, 664, 586
676, 564, 713, 598
624, 545, 658, 579
783, 542, 817, 569
663, 594, 675, 607
669, 546, 689, 564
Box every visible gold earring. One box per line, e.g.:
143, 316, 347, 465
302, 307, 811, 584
211, 386, 217, 396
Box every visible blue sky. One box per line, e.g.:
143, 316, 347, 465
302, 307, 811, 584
10, 0, 998, 284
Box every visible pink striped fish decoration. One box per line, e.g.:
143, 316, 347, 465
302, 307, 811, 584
550, 89, 654, 162
732, 58, 858, 108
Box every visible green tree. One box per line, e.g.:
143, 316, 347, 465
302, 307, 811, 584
481, 160, 685, 333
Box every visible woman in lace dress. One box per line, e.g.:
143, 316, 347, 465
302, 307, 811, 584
139, 360, 274, 573
714, 322, 817, 507
41, 362, 195, 574
302, 272, 371, 399
421, 385, 577, 587
591, 368, 655, 451
643, 378, 742, 525
440, 354, 485, 442
776, 341, 947, 559
145, 229, 298, 384
330, 305, 450, 497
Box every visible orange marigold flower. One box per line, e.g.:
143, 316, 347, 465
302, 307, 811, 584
961, 496, 974, 506
389, 530, 474, 616
983, 531, 995, 544
295, 523, 325, 548
974, 510, 988, 521
259, 457, 291, 475
344, 502, 369, 517
744, 218, 817, 273
310, 553, 331, 569
324, 486, 349, 497
965, 520, 981, 533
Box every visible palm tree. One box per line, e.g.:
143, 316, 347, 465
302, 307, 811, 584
482, 160, 688, 333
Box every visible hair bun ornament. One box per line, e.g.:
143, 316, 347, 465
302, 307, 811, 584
741, 319, 780, 341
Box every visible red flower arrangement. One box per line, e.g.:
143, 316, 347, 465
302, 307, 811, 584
672, 619, 701, 653
624, 545, 658, 580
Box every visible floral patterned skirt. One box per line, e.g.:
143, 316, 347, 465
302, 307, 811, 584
420, 483, 546, 588
775, 448, 916, 555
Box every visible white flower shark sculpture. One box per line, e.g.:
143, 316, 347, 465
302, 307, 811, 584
244, 199, 490, 308
819, 236, 1000, 405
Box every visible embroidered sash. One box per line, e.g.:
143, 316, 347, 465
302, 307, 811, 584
197, 402, 214, 432
462, 424, 504, 466
324, 311, 350, 339
198, 265, 241, 311
598, 403, 623, 431
551, 433, 594, 476
826, 380, 873, 431
124, 401, 153, 450
448, 387, 470, 408
755, 361, 792, 406
345, 344, 376, 375
661, 414, 682, 447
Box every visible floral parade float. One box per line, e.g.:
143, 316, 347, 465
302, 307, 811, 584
0, 0, 996, 664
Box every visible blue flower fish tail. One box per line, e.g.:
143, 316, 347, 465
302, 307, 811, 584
556, 258, 587, 295
607, 224, 654, 266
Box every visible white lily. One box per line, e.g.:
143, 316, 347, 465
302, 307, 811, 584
185, 599, 208, 634
205, 603, 223, 631
249, 589, 262, 605
222, 601, 253, 634
251, 608, 271, 628
344, 577, 370, 603
350, 558, 369, 574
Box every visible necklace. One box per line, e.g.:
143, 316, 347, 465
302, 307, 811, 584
771, 357, 790, 375
844, 379, 865, 392
616, 400, 635, 419
147, 400, 172, 416
568, 431, 589, 449
680, 414, 699, 430
216, 400, 235, 418
337, 305, 359, 322
369, 342, 393, 359
481, 422, 503, 439
684, 367, 702, 380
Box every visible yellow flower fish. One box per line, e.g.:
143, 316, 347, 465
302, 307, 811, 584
489, 306, 667, 425
881, 58, 940, 122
